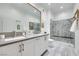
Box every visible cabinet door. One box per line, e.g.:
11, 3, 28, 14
22, 39, 35, 56
43, 36, 48, 49
40, 36, 48, 55
34, 37, 41, 56
34, 36, 48, 56
40, 36, 46, 55
0, 42, 22, 56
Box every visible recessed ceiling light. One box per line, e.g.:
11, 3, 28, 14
60, 6, 63, 9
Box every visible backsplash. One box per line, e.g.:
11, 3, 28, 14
0, 32, 23, 38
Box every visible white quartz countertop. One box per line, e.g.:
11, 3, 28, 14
0, 33, 49, 46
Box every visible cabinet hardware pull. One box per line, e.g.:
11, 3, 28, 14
22, 44, 24, 51
19, 45, 21, 52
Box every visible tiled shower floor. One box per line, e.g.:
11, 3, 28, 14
51, 37, 75, 44
44, 40, 78, 56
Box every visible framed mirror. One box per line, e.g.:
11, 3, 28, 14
0, 3, 41, 35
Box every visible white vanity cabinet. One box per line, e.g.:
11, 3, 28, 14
21, 39, 35, 56
40, 36, 48, 55
34, 37, 42, 56
34, 35, 48, 56
0, 42, 22, 56
44, 36, 48, 50
0, 34, 48, 56
0, 39, 35, 56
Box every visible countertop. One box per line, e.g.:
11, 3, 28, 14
0, 33, 49, 47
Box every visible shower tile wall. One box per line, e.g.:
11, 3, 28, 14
50, 18, 75, 44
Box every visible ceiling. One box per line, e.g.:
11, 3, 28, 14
0, 3, 76, 20
34, 3, 50, 11
51, 3, 75, 16
35, 3, 76, 16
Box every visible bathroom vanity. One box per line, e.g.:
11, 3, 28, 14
0, 3, 48, 56
0, 34, 49, 56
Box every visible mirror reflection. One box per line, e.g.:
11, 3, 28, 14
0, 3, 41, 37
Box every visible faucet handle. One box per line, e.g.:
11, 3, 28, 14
22, 32, 26, 37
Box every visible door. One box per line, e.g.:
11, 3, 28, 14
21, 39, 35, 56
0, 42, 22, 56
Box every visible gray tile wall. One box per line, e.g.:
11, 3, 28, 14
50, 18, 75, 44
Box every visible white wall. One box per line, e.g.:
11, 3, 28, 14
40, 9, 51, 39
73, 4, 79, 14
41, 10, 50, 33
75, 30, 79, 54
0, 18, 3, 32
74, 4, 79, 54
44, 10, 51, 34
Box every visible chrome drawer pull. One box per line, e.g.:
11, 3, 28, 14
22, 44, 24, 51
19, 45, 21, 52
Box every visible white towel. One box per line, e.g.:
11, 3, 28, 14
70, 20, 78, 32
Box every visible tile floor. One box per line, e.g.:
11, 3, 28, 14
45, 39, 78, 56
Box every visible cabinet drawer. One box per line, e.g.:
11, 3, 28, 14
0, 42, 21, 56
